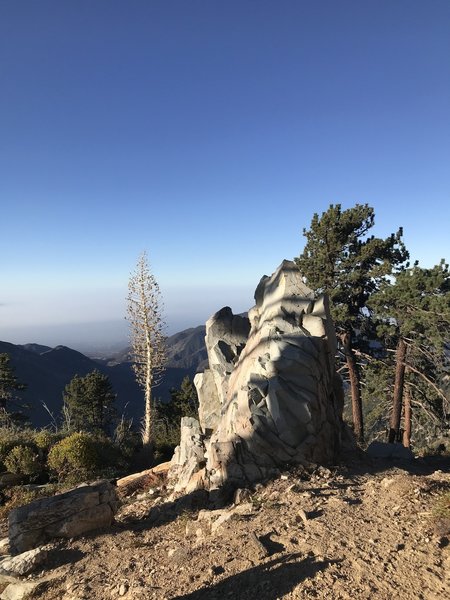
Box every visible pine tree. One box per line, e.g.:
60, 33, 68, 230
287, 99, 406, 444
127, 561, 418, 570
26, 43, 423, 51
295, 204, 409, 443
0, 353, 27, 423
170, 376, 199, 420
63, 370, 116, 434
127, 251, 166, 462
369, 261, 450, 444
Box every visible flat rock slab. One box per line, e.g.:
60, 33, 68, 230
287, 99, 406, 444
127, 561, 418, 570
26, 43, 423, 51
8, 480, 118, 555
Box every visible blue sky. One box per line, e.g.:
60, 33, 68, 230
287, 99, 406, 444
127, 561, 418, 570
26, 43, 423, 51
1, 1, 449, 349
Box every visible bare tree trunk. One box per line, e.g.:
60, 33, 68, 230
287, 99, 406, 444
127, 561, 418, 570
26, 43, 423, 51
141, 329, 154, 464
388, 337, 407, 443
341, 333, 364, 444
402, 384, 412, 448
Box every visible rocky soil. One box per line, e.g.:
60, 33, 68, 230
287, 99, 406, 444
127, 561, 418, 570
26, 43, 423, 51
4, 457, 449, 600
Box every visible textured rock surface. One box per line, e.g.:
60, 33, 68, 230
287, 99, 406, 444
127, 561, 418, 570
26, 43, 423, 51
194, 308, 250, 437
205, 307, 250, 408
205, 260, 343, 489
0, 580, 40, 600
0, 539, 9, 556
0, 547, 48, 576
8, 480, 118, 554
171, 260, 345, 493
169, 417, 206, 493
194, 370, 221, 435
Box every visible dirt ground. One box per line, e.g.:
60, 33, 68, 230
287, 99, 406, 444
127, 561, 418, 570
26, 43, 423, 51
17, 457, 450, 599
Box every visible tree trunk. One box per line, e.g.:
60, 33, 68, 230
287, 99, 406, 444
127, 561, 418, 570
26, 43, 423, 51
388, 337, 407, 443
341, 333, 364, 444
402, 385, 412, 448
141, 331, 154, 465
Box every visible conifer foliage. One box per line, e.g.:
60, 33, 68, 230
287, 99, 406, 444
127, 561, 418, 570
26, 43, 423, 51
63, 370, 116, 434
0, 353, 27, 423
295, 204, 409, 443
369, 261, 450, 445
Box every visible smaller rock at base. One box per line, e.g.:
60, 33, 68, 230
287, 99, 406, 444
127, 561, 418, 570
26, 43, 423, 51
0, 539, 9, 556
0, 581, 40, 600
118, 582, 128, 596
0, 547, 48, 576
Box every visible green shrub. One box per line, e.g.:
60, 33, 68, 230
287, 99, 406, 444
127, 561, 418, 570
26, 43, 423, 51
47, 432, 124, 483
0, 427, 38, 471
47, 433, 99, 481
4, 445, 42, 476
34, 429, 62, 451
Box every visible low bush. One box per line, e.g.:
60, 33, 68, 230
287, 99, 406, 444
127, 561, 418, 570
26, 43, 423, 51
34, 430, 63, 452
4, 445, 42, 477
47, 432, 124, 483
0, 427, 38, 472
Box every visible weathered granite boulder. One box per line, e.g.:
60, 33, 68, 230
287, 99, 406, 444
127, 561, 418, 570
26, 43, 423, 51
171, 260, 346, 494
194, 370, 221, 436
205, 260, 343, 489
205, 307, 250, 407
8, 480, 118, 554
194, 308, 250, 437
169, 417, 206, 493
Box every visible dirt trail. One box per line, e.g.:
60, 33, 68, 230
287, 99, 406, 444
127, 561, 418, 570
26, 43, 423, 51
31, 459, 450, 599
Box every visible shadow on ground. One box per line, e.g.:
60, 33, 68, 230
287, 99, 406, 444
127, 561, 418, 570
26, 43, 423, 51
114, 451, 450, 538
171, 554, 336, 600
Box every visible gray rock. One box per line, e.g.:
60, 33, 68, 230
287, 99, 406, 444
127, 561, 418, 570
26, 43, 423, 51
0, 581, 40, 600
9, 480, 118, 554
367, 442, 414, 460
206, 260, 344, 489
0, 539, 9, 556
195, 370, 221, 435
205, 307, 250, 407
171, 260, 346, 494
169, 418, 205, 493
0, 547, 47, 576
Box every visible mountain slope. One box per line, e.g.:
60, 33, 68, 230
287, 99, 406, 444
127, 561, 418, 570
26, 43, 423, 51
0, 324, 207, 428
165, 325, 207, 369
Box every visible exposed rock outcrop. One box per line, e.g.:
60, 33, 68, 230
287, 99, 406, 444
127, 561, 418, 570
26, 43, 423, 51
169, 417, 206, 493
8, 480, 118, 554
170, 260, 346, 494
194, 308, 250, 436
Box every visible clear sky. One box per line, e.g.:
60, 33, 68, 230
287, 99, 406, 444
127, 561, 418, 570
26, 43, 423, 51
1, 1, 449, 349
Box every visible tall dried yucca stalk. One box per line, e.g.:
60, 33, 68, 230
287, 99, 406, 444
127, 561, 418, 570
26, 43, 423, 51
126, 251, 166, 453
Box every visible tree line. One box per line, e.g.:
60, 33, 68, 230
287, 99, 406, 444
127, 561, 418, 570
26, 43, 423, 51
295, 203, 449, 447
1, 203, 448, 468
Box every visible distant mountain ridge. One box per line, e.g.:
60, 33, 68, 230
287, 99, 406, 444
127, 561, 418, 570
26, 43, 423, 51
103, 325, 207, 370
0, 324, 208, 428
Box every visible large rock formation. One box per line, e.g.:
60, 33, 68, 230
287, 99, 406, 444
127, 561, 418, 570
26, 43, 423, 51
170, 260, 345, 494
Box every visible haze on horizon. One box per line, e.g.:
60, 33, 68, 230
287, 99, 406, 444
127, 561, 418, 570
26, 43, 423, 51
1, 1, 449, 352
